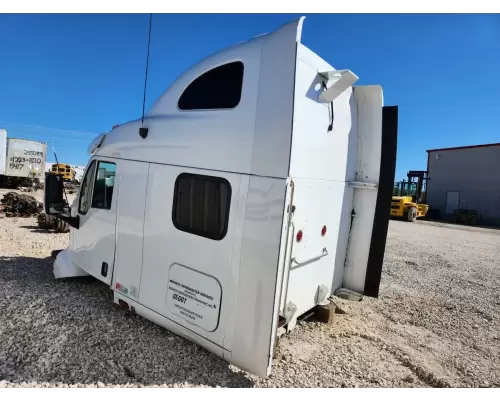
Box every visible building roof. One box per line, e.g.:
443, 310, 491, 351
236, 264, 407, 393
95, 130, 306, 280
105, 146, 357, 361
426, 142, 500, 153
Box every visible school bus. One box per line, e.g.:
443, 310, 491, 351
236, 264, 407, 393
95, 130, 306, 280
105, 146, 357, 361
50, 163, 75, 181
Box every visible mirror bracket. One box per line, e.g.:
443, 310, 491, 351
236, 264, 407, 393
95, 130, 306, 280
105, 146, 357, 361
56, 213, 80, 229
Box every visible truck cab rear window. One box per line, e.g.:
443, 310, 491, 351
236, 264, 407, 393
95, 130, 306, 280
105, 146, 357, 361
172, 173, 231, 240
178, 61, 244, 111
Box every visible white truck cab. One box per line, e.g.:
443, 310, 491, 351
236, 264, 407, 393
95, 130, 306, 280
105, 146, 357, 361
44, 16, 398, 378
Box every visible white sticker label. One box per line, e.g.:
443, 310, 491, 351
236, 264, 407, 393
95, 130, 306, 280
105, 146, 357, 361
166, 263, 222, 332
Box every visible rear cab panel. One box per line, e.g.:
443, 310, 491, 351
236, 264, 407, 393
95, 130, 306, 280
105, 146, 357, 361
282, 45, 360, 318
283, 41, 397, 319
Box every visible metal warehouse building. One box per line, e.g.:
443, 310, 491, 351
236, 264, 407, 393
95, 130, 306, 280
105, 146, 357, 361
426, 143, 500, 225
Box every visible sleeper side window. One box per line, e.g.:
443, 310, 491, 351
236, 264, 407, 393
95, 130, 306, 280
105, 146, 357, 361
172, 173, 231, 240
91, 161, 116, 210
178, 61, 244, 111
78, 161, 97, 215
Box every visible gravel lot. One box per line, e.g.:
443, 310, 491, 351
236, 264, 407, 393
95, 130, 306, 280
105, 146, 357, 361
0, 190, 499, 387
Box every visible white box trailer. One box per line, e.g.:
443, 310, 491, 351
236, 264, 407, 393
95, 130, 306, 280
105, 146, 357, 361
0, 130, 47, 179
44, 16, 398, 378
0, 129, 6, 175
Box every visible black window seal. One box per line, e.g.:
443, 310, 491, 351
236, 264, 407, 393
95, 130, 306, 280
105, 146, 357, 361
172, 172, 232, 241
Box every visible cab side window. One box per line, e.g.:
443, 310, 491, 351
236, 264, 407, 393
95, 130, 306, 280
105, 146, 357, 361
91, 161, 116, 210
78, 160, 117, 214
178, 61, 244, 111
78, 161, 97, 215
172, 173, 231, 240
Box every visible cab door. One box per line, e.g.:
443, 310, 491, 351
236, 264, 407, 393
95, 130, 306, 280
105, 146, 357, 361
72, 157, 118, 285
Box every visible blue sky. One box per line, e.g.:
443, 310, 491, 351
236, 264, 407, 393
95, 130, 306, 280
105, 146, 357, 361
0, 13, 499, 179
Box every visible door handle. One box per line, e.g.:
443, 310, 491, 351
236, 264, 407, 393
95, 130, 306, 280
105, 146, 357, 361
291, 247, 328, 266
101, 262, 108, 277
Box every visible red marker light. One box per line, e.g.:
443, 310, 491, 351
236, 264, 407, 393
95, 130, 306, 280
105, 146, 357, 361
116, 283, 121, 290
321, 225, 327, 236
296, 230, 303, 242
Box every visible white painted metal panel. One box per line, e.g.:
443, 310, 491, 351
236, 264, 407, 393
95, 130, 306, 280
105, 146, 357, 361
54, 249, 89, 279
140, 164, 241, 348
290, 44, 358, 182
100, 45, 260, 176
343, 86, 384, 293
280, 179, 349, 320
72, 157, 118, 285
219, 174, 249, 351
251, 17, 304, 178
112, 161, 149, 300
226, 175, 287, 377
94, 18, 304, 180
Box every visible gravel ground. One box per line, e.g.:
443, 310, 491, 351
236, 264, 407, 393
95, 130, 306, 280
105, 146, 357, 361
0, 193, 499, 387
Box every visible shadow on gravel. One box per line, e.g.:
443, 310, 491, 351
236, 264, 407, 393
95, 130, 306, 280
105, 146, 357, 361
19, 225, 58, 234
0, 256, 254, 387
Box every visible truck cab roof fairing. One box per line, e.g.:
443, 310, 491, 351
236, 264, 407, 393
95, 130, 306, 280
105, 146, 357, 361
94, 17, 305, 179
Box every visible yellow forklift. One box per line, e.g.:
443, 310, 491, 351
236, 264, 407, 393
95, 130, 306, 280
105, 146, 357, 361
390, 170, 429, 222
